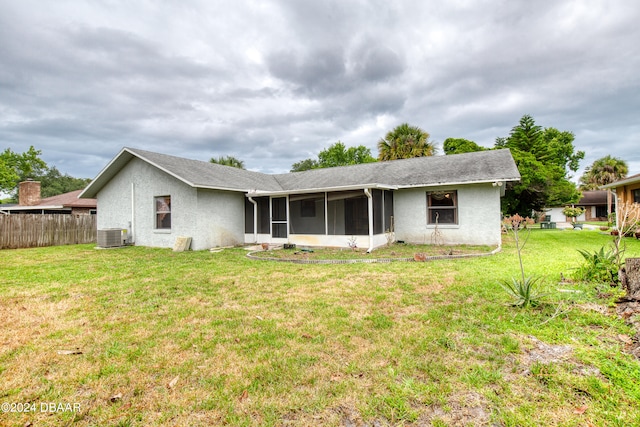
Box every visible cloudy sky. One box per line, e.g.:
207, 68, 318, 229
1, 0, 639, 181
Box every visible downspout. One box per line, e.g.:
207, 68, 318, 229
130, 182, 135, 244
247, 195, 258, 243
612, 190, 619, 230
364, 188, 374, 253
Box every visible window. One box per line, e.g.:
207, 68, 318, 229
427, 191, 457, 224
155, 196, 171, 229
634, 189, 640, 204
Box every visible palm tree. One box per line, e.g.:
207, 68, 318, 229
579, 155, 628, 190
377, 123, 435, 161
210, 155, 245, 169
579, 155, 628, 215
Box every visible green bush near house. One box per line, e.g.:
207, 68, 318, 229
575, 246, 621, 284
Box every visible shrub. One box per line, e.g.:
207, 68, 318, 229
562, 206, 585, 220
574, 246, 621, 285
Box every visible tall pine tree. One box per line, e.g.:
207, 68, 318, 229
496, 115, 584, 215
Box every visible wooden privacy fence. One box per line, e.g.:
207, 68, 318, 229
0, 214, 97, 249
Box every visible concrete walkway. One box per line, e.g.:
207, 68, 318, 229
554, 222, 599, 230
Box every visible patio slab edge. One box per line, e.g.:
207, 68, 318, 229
246, 246, 502, 264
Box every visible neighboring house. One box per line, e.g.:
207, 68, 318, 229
79, 147, 520, 251
0, 203, 16, 213
544, 190, 612, 223
577, 190, 612, 221
602, 173, 640, 205
602, 173, 640, 229
0, 180, 96, 216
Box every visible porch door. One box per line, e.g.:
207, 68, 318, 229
271, 197, 288, 238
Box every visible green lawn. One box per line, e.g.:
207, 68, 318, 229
2, 230, 640, 426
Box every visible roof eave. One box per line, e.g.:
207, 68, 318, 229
601, 174, 640, 189
80, 147, 200, 198
79, 147, 132, 198
396, 177, 520, 190
2, 205, 68, 211
246, 183, 399, 197
244, 177, 520, 197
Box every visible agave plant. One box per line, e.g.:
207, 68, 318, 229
500, 276, 545, 308
501, 214, 545, 308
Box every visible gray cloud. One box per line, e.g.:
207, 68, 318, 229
267, 48, 347, 94
0, 0, 638, 182
351, 44, 405, 82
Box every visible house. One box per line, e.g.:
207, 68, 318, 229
602, 173, 640, 229
0, 180, 96, 216
602, 173, 640, 205
544, 190, 613, 223
79, 147, 520, 251
578, 190, 613, 221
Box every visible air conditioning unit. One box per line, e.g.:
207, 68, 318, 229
97, 229, 125, 248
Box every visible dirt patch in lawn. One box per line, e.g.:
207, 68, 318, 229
419, 391, 491, 426
519, 335, 599, 374
615, 299, 640, 359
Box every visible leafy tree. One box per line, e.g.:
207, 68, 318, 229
1, 147, 96, 202
495, 115, 584, 215
579, 155, 628, 216
210, 155, 245, 169
0, 146, 48, 194
579, 155, 628, 190
443, 138, 486, 155
318, 142, 376, 168
39, 166, 92, 198
542, 127, 583, 173
290, 158, 319, 172
377, 123, 436, 161
291, 142, 376, 172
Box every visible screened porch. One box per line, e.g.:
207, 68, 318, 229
244, 189, 394, 249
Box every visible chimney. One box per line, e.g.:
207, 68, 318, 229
19, 180, 41, 206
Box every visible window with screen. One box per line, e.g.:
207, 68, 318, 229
427, 191, 457, 224
155, 196, 171, 229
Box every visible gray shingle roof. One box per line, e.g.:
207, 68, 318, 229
126, 148, 283, 191
273, 149, 520, 192
80, 147, 520, 198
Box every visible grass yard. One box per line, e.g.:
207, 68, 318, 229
2, 229, 640, 426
